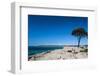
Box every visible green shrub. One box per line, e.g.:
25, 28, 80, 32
80, 49, 88, 52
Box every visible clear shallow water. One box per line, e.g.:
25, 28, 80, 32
28, 46, 64, 56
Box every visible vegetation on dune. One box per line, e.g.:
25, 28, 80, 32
80, 48, 88, 52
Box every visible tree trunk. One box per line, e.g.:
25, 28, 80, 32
78, 37, 81, 47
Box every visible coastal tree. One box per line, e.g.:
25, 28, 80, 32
72, 27, 88, 47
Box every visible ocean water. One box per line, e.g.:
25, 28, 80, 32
28, 46, 64, 56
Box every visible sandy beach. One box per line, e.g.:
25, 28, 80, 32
28, 46, 88, 61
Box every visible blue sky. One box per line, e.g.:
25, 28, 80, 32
28, 15, 88, 46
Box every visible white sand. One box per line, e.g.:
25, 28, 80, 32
29, 46, 88, 61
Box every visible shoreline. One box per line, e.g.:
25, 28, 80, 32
28, 46, 88, 61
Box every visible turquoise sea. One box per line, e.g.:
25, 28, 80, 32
28, 45, 64, 56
